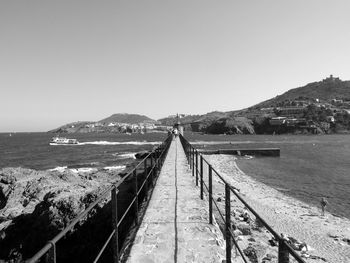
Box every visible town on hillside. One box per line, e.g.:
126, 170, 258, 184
246, 75, 350, 134
51, 75, 350, 135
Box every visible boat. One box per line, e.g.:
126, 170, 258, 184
50, 136, 79, 145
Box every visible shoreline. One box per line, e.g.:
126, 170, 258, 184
0, 161, 136, 261
206, 154, 350, 263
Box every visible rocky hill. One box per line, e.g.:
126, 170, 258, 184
50, 113, 157, 133
251, 75, 350, 109
159, 75, 350, 134
99, 113, 156, 124
158, 112, 255, 135
50, 75, 350, 135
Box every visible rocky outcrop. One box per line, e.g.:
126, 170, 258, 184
0, 167, 122, 261
205, 117, 255, 135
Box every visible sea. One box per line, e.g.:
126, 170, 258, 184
186, 133, 350, 220
1, 132, 349, 219
0, 132, 167, 171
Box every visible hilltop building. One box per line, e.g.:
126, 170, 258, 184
323, 74, 340, 82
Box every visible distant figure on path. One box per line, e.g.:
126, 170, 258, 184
320, 197, 328, 216
173, 129, 178, 137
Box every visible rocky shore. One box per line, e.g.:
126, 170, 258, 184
206, 155, 350, 263
0, 166, 128, 262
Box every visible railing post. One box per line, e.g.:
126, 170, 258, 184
225, 183, 232, 263
195, 151, 198, 186
134, 170, 139, 225
187, 144, 190, 163
278, 240, 290, 263
157, 148, 160, 169
200, 155, 203, 200
45, 243, 56, 263
209, 165, 213, 224
192, 148, 195, 177
111, 187, 119, 263
150, 156, 154, 186
144, 158, 148, 201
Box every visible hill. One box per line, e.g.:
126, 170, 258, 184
50, 113, 157, 133
159, 75, 350, 134
99, 113, 156, 124
158, 111, 255, 134
50, 76, 350, 134
252, 75, 350, 109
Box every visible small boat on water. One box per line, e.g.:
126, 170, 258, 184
50, 136, 79, 145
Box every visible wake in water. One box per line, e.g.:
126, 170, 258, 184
79, 141, 161, 146
112, 152, 137, 159
49, 141, 161, 146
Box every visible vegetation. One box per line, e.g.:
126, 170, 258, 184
99, 113, 156, 124
51, 76, 350, 135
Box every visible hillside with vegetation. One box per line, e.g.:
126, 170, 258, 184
160, 75, 350, 135
158, 112, 255, 135
50, 114, 159, 134
252, 75, 350, 109
51, 75, 350, 135
239, 75, 350, 134
99, 113, 156, 124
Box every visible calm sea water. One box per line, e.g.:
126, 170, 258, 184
0, 132, 167, 170
185, 133, 350, 219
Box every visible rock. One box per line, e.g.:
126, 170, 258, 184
253, 217, 265, 230
135, 151, 150, 159
217, 197, 222, 202
342, 238, 350, 245
268, 238, 278, 247
0, 167, 121, 261
0, 174, 16, 184
236, 222, 252, 235
233, 229, 243, 237
262, 253, 277, 262
243, 246, 258, 263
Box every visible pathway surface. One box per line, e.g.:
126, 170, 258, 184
126, 137, 225, 263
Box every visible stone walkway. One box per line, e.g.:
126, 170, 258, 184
126, 137, 225, 263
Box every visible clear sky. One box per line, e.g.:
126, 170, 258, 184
1, 1, 350, 132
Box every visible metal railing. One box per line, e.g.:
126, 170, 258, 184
27, 135, 172, 263
179, 134, 305, 263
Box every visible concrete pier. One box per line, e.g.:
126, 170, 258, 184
126, 137, 225, 263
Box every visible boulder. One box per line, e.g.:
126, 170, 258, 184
243, 246, 258, 263
135, 151, 150, 159
236, 222, 252, 235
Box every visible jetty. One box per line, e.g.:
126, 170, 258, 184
126, 137, 225, 262
27, 134, 305, 263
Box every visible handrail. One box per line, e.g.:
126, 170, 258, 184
27, 135, 172, 263
179, 134, 305, 263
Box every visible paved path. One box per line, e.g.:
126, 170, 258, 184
126, 137, 225, 263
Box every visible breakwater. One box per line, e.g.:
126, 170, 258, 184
20, 137, 172, 263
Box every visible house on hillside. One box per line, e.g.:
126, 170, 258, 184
326, 116, 335, 123
269, 117, 287, 126
278, 107, 305, 117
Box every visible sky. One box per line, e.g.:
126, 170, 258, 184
1, 1, 350, 132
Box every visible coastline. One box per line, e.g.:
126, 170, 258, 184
0, 162, 134, 261
206, 154, 350, 263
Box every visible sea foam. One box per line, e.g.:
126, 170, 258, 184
78, 141, 161, 146
104, 165, 126, 171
